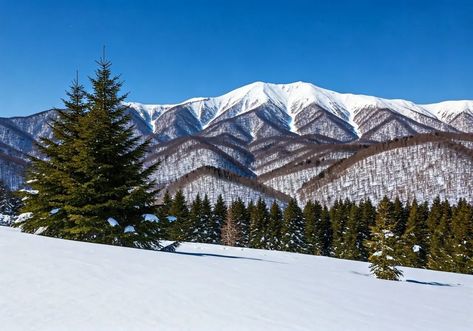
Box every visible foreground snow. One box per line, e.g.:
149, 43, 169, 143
0, 227, 471, 331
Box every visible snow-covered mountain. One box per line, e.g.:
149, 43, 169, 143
125, 81, 471, 142
1, 81, 472, 204
1, 226, 471, 331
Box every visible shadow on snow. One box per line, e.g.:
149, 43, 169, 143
171, 251, 286, 264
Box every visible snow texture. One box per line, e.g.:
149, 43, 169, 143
0, 227, 471, 331
142, 214, 159, 222
299, 142, 473, 206
106, 217, 119, 227
123, 225, 135, 233
50, 208, 60, 215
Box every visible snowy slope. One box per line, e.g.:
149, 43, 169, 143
423, 100, 473, 122
1, 226, 472, 331
126, 81, 469, 139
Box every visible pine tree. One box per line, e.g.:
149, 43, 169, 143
302, 200, 314, 254
341, 202, 361, 260
188, 194, 203, 242
267, 201, 283, 250
400, 199, 428, 268
392, 197, 408, 237
200, 195, 213, 243
319, 205, 332, 256
18, 60, 161, 249
366, 197, 403, 281
235, 198, 250, 247
68, 58, 160, 248
427, 196, 443, 239
428, 200, 454, 271
249, 198, 269, 249
17, 76, 88, 236
211, 195, 227, 244
330, 199, 349, 257
449, 199, 473, 274
157, 191, 173, 238
168, 190, 189, 241
303, 200, 324, 255
358, 199, 376, 261
281, 199, 306, 253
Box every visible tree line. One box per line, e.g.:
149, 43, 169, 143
158, 191, 473, 278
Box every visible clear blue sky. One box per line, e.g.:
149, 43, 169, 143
1, 0, 472, 117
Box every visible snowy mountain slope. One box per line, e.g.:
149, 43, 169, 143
1, 226, 472, 331
162, 166, 290, 206
126, 81, 468, 142
298, 133, 473, 206
146, 136, 255, 188
423, 100, 473, 133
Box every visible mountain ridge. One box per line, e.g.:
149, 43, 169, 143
124, 81, 473, 140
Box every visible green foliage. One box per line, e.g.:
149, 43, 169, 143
168, 190, 189, 241
449, 199, 473, 274
211, 195, 227, 244
188, 194, 203, 242
366, 197, 403, 281
249, 198, 269, 249
304, 200, 332, 256
267, 201, 283, 250
17, 59, 161, 248
428, 200, 453, 271
392, 197, 408, 237
400, 199, 428, 268
340, 203, 362, 260
200, 195, 214, 243
157, 191, 173, 238
358, 200, 376, 261
318, 206, 332, 256
281, 199, 305, 253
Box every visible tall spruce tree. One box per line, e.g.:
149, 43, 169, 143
319, 205, 332, 256
249, 198, 269, 249
168, 190, 189, 241
17, 76, 88, 236
427, 196, 443, 239
366, 197, 403, 281
392, 197, 408, 237
200, 195, 214, 243
281, 199, 306, 253
235, 198, 250, 247
330, 199, 350, 257
188, 194, 203, 242
211, 195, 227, 244
267, 201, 283, 250
427, 200, 454, 271
358, 199, 376, 261
341, 202, 361, 260
18, 60, 161, 248
449, 199, 473, 274
400, 199, 428, 268
303, 201, 318, 255
157, 191, 173, 238
68, 58, 160, 248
